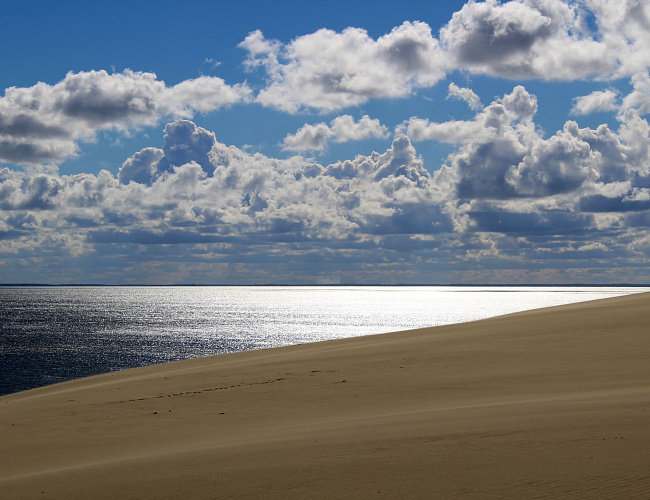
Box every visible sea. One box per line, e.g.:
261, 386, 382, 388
1, 285, 648, 396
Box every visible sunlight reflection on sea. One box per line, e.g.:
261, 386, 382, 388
1, 286, 647, 395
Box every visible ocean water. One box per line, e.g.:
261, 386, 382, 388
1, 285, 647, 396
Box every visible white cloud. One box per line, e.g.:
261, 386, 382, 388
4, 112, 650, 283
119, 120, 220, 184
287, 3, 648, 113
404, 85, 537, 145
402, 117, 489, 145
621, 71, 650, 116
239, 22, 447, 113
4, 2, 645, 169
281, 123, 332, 152
406, 85, 650, 206
447, 83, 482, 111
239, 29, 282, 73
584, 0, 650, 78
282, 115, 389, 152
203, 58, 221, 70
439, 0, 647, 81
158, 76, 250, 117
0, 70, 251, 165
237, 1, 650, 114
441, 0, 556, 68
571, 89, 620, 115
329, 115, 390, 142
1, 121, 448, 264
118, 147, 164, 185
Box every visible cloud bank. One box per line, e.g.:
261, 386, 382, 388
2, 78, 650, 283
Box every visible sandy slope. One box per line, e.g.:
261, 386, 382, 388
2, 292, 650, 499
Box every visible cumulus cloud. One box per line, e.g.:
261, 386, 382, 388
406, 84, 650, 214
439, 0, 646, 81
571, 89, 620, 115
118, 147, 165, 186
158, 75, 250, 116
282, 115, 389, 152
0, 70, 250, 165
447, 83, 482, 111
237, 2, 650, 114
112, 120, 447, 247
118, 120, 219, 184
0, 120, 458, 281
3, 110, 650, 283
403, 85, 537, 145
239, 22, 447, 113
441, 0, 556, 69
621, 71, 650, 115
4, 2, 647, 168
585, 0, 650, 78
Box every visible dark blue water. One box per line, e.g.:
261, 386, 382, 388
0, 287, 260, 395
2, 285, 646, 396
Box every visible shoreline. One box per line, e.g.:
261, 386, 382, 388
2, 292, 650, 498
3, 285, 646, 398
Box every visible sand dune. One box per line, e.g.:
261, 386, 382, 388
2, 292, 650, 499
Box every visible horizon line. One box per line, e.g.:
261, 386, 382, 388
2, 283, 650, 288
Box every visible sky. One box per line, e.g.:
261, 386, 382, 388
1, 0, 650, 285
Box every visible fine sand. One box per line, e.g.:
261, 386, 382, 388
2, 293, 650, 499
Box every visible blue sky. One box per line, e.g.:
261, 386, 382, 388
1, 0, 650, 284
